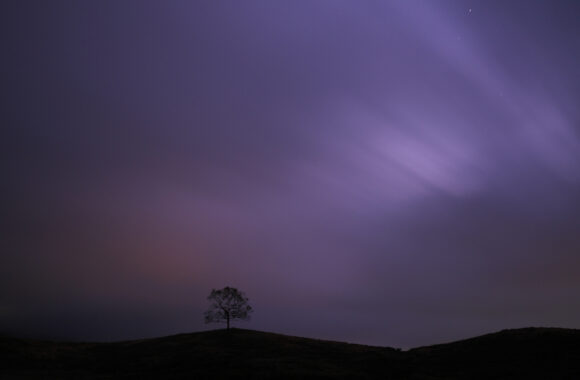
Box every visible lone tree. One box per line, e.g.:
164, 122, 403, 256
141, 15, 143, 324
204, 286, 252, 330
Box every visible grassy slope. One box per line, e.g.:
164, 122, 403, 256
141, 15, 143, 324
1, 327, 580, 379
408, 327, 580, 379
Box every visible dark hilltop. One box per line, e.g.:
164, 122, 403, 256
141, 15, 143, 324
2, 327, 580, 379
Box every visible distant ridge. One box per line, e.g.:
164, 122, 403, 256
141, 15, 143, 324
2, 327, 580, 379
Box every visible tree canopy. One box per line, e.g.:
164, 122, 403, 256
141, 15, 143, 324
204, 286, 253, 330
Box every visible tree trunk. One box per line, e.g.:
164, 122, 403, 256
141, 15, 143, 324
226, 314, 230, 330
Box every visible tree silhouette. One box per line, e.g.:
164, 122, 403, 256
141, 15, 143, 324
204, 286, 253, 330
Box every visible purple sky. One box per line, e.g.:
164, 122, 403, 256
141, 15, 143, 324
3, 0, 580, 348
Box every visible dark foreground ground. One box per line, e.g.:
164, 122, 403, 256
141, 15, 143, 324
2, 327, 580, 379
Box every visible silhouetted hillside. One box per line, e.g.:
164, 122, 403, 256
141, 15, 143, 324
408, 327, 580, 379
1, 327, 580, 379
